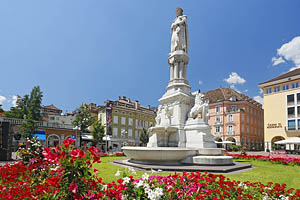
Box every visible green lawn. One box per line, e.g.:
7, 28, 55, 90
93, 156, 173, 183
95, 157, 300, 189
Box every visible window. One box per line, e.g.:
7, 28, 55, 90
288, 120, 296, 130
128, 129, 132, 137
287, 94, 295, 105
266, 88, 272, 94
298, 106, 300, 117
231, 96, 237, 101
215, 116, 221, 122
128, 118, 133, 126
231, 105, 237, 111
149, 122, 153, 127
282, 84, 289, 91
228, 114, 233, 122
121, 128, 126, 137
274, 86, 280, 92
113, 116, 118, 124
113, 128, 118, 137
228, 125, 233, 134
215, 126, 220, 133
297, 93, 300, 104
216, 106, 220, 113
292, 82, 299, 88
121, 117, 126, 125
288, 107, 295, 118
298, 120, 300, 130
241, 114, 244, 122
241, 124, 244, 132
135, 130, 139, 138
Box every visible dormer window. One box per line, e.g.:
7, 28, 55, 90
231, 96, 237, 101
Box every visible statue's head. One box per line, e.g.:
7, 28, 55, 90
176, 7, 183, 17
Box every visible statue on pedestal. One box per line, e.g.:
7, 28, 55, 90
189, 90, 208, 121
170, 8, 189, 54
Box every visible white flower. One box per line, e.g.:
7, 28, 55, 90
148, 190, 160, 200
128, 167, 136, 175
144, 187, 151, 194
144, 183, 150, 189
121, 194, 128, 200
122, 177, 130, 184
135, 180, 144, 188
101, 184, 108, 191
154, 188, 163, 196
142, 173, 149, 181
115, 169, 121, 177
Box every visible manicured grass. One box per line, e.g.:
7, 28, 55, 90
95, 157, 300, 189
225, 159, 300, 189
93, 156, 173, 183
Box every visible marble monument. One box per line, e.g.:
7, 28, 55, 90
122, 8, 233, 166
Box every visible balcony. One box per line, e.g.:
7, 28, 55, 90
213, 121, 223, 126
226, 121, 235, 125
214, 132, 223, 137
227, 131, 235, 135
2, 117, 75, 130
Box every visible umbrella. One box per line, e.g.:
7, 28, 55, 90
274, 137, 300, 144
215, 141, 235, 144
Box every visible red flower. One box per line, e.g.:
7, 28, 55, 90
63, 138, 75, 148
69, 182, 78, 193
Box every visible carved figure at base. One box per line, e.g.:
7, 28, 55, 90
189, 90, 208, 121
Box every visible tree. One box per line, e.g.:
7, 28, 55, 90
91, 120, 105, 147
4, 86, 43, 138
139, 128, 149, 146
72, 103, 96, 133
0, 104, 4, 113
4, 86, 43, 121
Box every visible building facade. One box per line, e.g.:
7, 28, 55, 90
259, 68, 300, 151
204, 88, 264, 150
97, 96, 156, 152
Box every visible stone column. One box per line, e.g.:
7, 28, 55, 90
183, 65, 187, 80
170, 65, 174, 80
174, 63, 179, 79
179, 62, 184, 79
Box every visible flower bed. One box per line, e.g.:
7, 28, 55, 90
1, 139, 300, 199
230, 154, 300, 166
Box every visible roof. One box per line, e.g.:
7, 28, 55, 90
259, 68, 300, 85
203, 88, 262, 108
43, 104, 62, 111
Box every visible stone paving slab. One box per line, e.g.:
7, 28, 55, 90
112, 158, 252, 173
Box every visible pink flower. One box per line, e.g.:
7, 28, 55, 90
63, 138, 75, 148
69, 182, 78, 193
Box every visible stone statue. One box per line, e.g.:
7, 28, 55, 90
165, 105, 173, 124
189, 91, 208, 120
155, 105, 163, 126
170, 8, 189, 54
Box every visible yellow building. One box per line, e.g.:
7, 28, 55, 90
97, 96, 156, 152
259, 68, 300, 151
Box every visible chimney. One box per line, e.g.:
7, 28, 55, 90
148, 105, 151, 109
128, 98, 131, 103
135, 100, 139, 109
123, 96, 126, 100
118, 96, 121, 100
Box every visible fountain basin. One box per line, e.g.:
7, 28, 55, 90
122, 146, 198, 165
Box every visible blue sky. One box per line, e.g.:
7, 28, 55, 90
0, 0, 300, 112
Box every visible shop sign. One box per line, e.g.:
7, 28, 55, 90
267, 123, 282, 129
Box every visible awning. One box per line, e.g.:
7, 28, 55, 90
81, 134, 93, 140
33, 133, 46, 141
215, 141, 234, 144
274, 137, 300, 144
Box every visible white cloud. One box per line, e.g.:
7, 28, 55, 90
0, 95, 7, 105
273, 36, 300, 71
271, 56, 285, 66
259, 88, 263, 94
224, 72, 246, 89
11, 95, 18, 107
244, 89, 248, 92
254, 96, 264, 106
198, 80, 203, 85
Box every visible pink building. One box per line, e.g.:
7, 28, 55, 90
204, 88, 264, 151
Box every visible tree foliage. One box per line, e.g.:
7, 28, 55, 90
0, 104, 4, 113
4, 86, 43, 138
91, 120, 105, 147
139, 128, 149, 146
72, 103, 96, 132
4, 86, 43, 121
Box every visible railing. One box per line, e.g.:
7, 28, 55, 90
2, 117, 75, 130
285, 126, 297, 131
